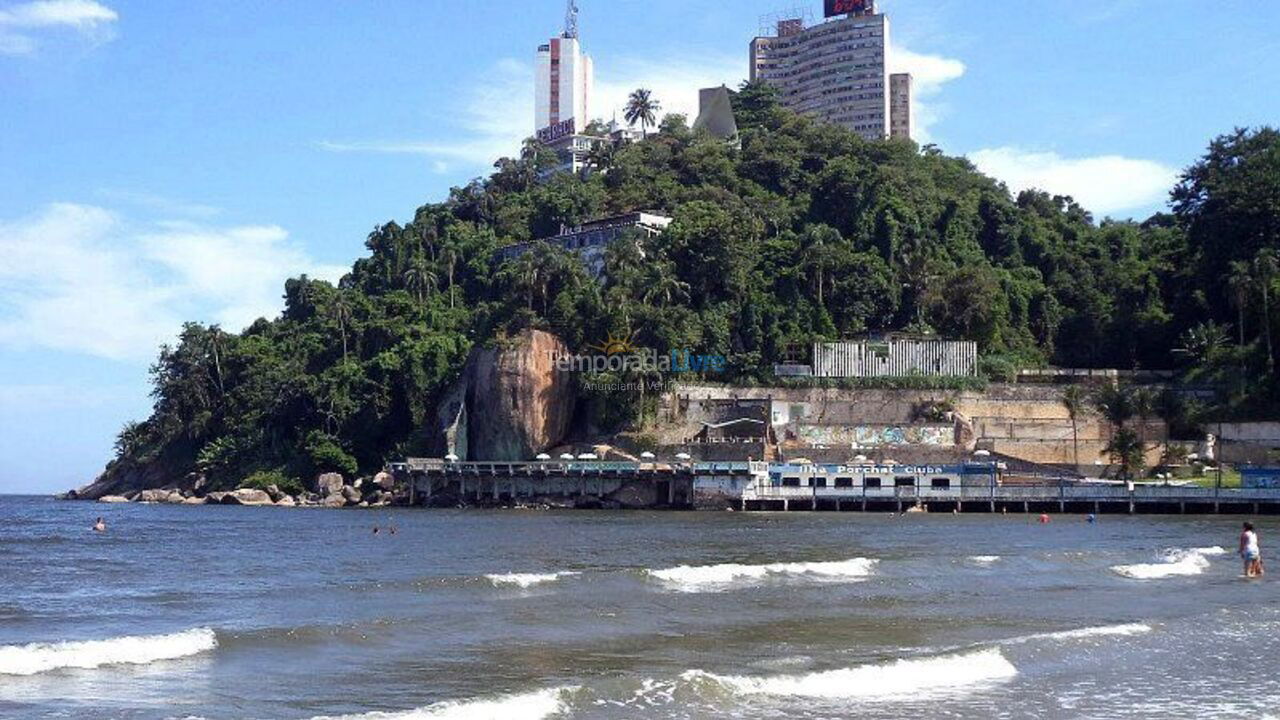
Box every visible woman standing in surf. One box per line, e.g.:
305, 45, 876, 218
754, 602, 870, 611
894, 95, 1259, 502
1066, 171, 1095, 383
1240, 522, 1263, 578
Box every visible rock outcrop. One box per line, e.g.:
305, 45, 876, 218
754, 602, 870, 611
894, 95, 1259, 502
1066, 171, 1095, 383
314, 473, 345, 496
433, 329, 575, 461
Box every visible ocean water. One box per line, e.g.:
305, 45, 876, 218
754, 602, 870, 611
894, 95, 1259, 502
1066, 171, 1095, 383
2, 495, 1278, 719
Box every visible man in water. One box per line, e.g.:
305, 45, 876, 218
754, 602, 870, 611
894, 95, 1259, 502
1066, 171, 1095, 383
1240, 522, 1263, 578
92, 517, 106, 533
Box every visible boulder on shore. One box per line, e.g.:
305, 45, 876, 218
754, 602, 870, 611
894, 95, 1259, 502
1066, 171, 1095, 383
275, 495, 297, 507
341, 485, 361, 503
163, 491, 186, 504
98, 495, 130, 504
313, 473, 345, 496
183, 496, 208, 505
224, 488, 273, 506
321, 494, 346, 508
137, 489, 169, 503
373, 471, 395, 491
264, 484, 285, 502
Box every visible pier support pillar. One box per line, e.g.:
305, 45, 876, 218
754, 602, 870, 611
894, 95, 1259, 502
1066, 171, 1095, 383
1059, 500, 1065, 513
1128, 501, 1135, 515
835, 500, 841, 512
1022, 501, 1029, 514
1094, 501, 1100, 515
897, 500, 903, 513
861, 499, 867, 512
1180, 501, 1186, 514
989, 500, 995, 513
1255, 503, 1261, 516
783, 499, 789, 512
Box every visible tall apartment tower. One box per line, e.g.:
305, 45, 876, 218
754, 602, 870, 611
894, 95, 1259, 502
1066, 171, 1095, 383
750, 1, 912, 141
535, 0, 594, 133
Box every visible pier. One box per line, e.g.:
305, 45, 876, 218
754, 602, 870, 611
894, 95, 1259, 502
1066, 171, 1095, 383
741, 483, 1280, 515
392, 459, 762, 509
389, 459, 1280, 514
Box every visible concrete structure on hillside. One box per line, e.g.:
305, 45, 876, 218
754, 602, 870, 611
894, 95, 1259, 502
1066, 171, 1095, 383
749, 1, 912, 140
813, 338, 979, 378
693, 86, 740, 141
663, 383, 1178, 471
536, 119, 643, 176
495, 212, 673, 277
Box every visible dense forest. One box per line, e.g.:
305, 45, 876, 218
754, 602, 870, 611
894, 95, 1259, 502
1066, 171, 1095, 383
102, 82, 1280, 492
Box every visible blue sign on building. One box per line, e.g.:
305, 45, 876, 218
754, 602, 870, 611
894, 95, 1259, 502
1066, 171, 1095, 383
1241, 467, 1280, 489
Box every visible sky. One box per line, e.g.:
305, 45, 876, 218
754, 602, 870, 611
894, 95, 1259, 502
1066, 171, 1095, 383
1, 0, 1278, 494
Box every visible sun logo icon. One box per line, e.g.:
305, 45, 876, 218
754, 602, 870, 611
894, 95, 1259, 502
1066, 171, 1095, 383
588, 331, 639, 356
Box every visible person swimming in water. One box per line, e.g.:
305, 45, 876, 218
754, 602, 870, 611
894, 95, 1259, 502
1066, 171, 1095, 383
1240, 522, 1263, 578
92, 517, 106, 533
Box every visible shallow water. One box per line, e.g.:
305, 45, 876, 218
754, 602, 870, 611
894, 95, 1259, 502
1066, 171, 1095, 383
1, 495, 1277, 719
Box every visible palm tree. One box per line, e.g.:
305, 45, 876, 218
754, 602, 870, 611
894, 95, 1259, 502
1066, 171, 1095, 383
1227, 260, 1252, 348
330, 291, 354, 363
1254, 249, 1278, 372
1093, 382, 1134, 431
642, 263, 690, 307
440, 243, 460, 309
1061, 385, 1087, 468
801, 226, 840, 307
402, 256, 438, 305
1131, 387, 1157, 455
624, 88, 661, 138
1106, 427, 1145, 481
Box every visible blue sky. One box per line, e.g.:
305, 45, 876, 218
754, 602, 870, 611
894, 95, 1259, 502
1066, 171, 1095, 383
1, 0, 1277, 494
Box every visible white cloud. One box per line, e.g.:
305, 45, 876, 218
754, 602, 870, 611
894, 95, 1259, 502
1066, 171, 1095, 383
319, 53, 745, 172
887, 45, 966, 145
0, 203, 346, 362
967, 147, 1178, 217
0, 0, 117, 55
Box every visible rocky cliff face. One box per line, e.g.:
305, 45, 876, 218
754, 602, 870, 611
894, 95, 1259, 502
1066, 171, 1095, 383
433, 329, 575, 461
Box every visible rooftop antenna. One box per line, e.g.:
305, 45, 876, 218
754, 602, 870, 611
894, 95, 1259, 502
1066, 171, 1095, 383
563, 0, 579, 38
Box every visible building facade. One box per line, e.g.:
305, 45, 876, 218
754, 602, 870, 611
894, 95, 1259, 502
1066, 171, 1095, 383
749, 1, 912, 141
812, 338, 979, 378
535, 31, 593, 133
495, 212, 673, 277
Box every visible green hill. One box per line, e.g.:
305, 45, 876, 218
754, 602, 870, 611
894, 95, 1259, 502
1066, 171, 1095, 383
93, 83, 1280, 493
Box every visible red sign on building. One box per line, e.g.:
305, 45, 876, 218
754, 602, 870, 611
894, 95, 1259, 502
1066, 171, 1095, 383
824, 0, 872, 18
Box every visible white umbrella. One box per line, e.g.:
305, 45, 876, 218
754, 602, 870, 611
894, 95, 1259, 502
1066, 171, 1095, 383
535, 453, 551, 461
854, 455, 868, 463
640, 451, 656, 459
973, 450, 991, 457
560, 453, 576, 460
675, 452, 692, 460
578, 453, 599, 460
445, 454, 459, 462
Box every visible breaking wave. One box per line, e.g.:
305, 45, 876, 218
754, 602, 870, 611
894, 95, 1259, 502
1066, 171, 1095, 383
308, 686, 575, 719
1111, 547, 1225, 579
1003, 622, 1153, 644
485, 572, 579, 588
967, 555, 1002, 565
0, 627, 216, 676
648, 558, 877, 592
684, 648, 1016, 701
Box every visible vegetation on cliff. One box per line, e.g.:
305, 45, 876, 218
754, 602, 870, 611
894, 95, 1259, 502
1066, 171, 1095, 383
98, 82, 1280, 491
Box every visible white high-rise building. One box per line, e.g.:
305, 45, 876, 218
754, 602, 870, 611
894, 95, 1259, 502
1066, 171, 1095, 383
534, 1, 594, 134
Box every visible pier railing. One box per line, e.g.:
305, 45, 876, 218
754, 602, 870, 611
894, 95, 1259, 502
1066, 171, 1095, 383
745, 483, 1280, 504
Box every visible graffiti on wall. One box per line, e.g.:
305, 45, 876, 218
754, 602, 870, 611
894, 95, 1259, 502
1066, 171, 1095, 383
795, 425, 954, 447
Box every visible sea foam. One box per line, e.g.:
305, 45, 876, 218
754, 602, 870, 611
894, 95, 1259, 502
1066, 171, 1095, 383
485, 572, 579, 588
648, 558, 877, 592
1004, 622, 1153, 644
0, 627, 217, 676
1111, 547, 1225, 579
684, 648, 1016, 701
309, 686, 574, 719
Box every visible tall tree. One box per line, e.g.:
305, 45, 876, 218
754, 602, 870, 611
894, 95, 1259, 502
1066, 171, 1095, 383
1254, 248, 1279, 372
624, 88, 661, 138
1061, 385, 1087, 468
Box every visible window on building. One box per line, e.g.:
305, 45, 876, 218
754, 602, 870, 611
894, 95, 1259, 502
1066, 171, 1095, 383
864, 478, 882, 489
782, 477, 801, 487
835, 477, 854, 488
808, 477, 827, 488
931, 478, 952, 489
895, 477, 916, 488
